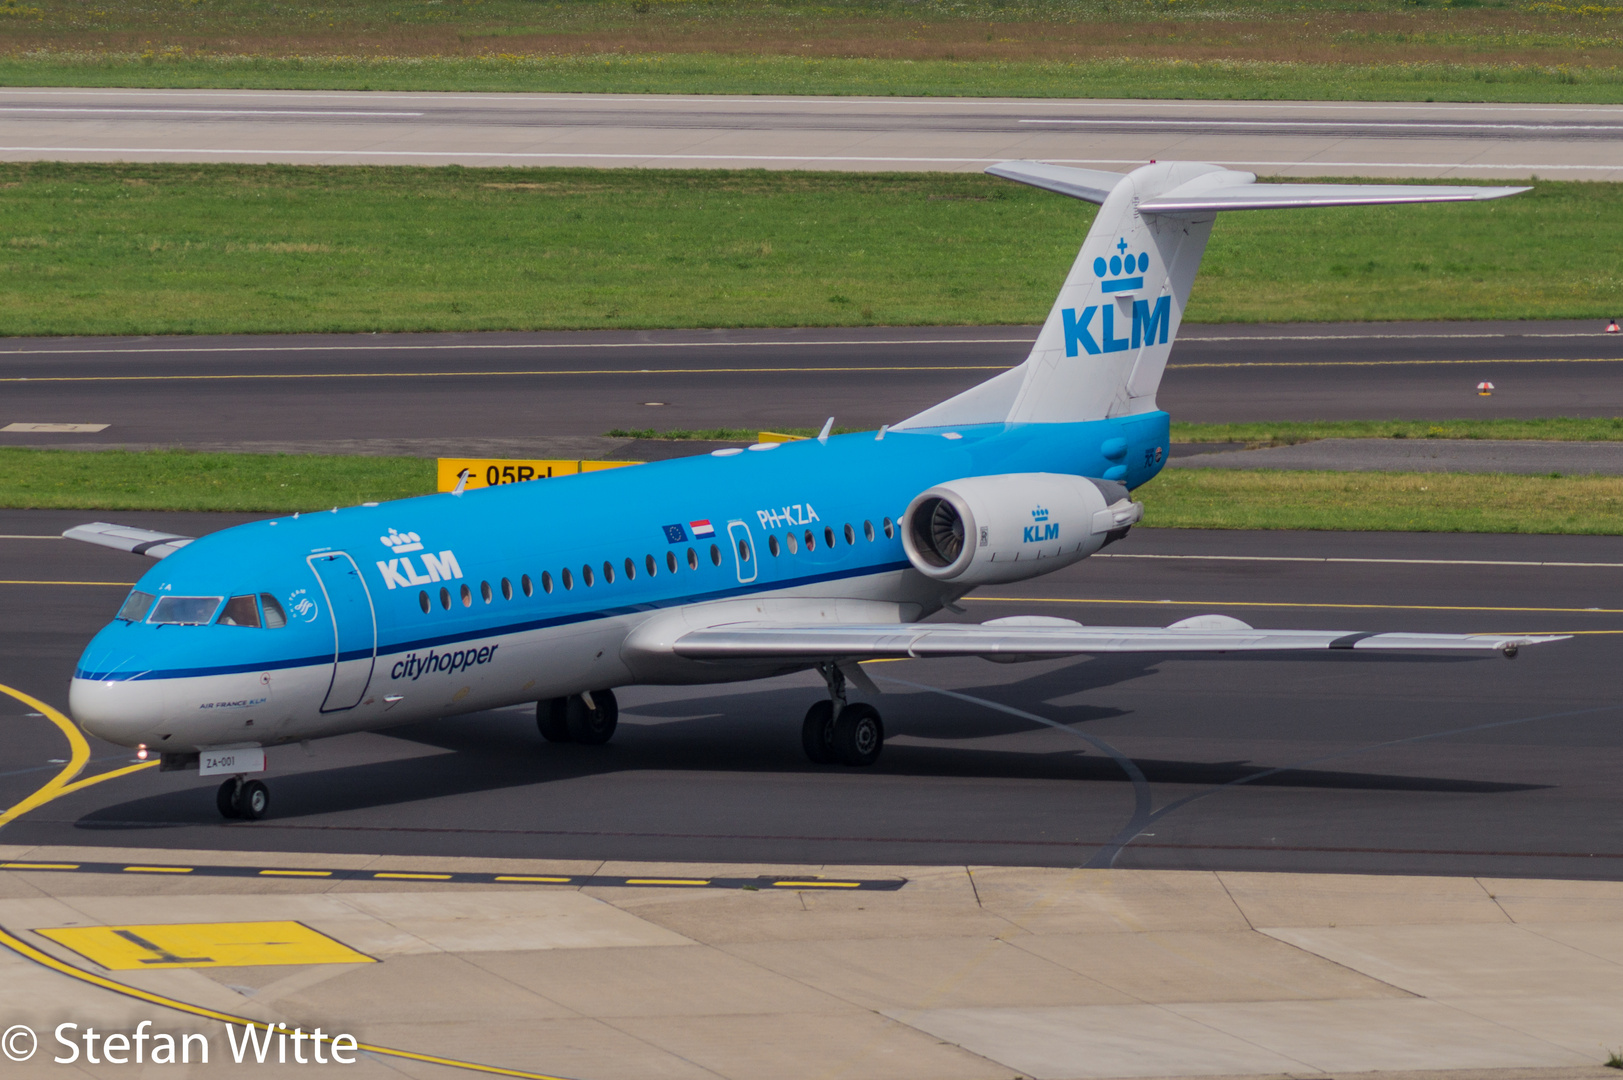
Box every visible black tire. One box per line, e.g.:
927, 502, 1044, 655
832, 703, 884, 767
537, 698, 573, 743
566, 690, 618, 745
216, 779, 242, 819
801, 700, 835, 765
238, 780, 270, 821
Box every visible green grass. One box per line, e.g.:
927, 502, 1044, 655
1134, 469, 1623, 534
8, 447, 1622, 535
0, 163, 1617, 336
6, 53, 1623, 104
0, 448, 432, 512
1172, 418, 1623, 445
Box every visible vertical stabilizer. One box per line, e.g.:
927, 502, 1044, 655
896, 161, 1528, 430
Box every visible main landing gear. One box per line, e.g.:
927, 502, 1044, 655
538, 689, 619, 745
802, 662, 884, 767
216, 776, 269, 820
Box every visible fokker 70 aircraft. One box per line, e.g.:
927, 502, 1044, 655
66, 160, 1558, 820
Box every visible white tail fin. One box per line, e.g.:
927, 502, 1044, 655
896, 162, 1529, 429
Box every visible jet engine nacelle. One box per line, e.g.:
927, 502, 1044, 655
901, 472, 1143, 586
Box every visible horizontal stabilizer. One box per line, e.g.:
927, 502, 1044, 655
64, 522, 195, 559
984, 161, 1125, 205
674, 619, 1564, 660
1138, 181, 1531, 214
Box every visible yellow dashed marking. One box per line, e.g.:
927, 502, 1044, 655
372, 872, 452, 880
494, 875, 573, 883
773, 881, 863, 888
122, 865, 193, 874
623, 878, 709, 886
258, 869, 332, 877
36, 920, 375, 970
0, 862, 79, 871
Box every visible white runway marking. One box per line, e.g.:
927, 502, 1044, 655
0, 147, 1608, 172
0, 108, 423, 117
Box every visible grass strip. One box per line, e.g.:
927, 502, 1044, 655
1171, 418, 1623, 446
4, 53, 1623, 104
0, 164, 1617, 336
7, 448, 1620, 535
0, 448, 431, 513
1135, 469, 1623, 535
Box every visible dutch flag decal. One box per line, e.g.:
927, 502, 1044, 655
689, 519, 716, 538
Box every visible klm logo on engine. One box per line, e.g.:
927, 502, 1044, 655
1023, 505, 1060, 544
376, 527, 463, 590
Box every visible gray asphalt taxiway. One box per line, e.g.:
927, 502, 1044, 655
3, 320, 1620, 456
3, 509, 1618, 878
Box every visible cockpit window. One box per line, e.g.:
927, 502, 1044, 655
218, 595, 261, 628
116, 591, 155, 623
148, 596, 223, 625
260, 594, 287, 628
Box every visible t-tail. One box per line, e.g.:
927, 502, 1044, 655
896, 161, 1529, 430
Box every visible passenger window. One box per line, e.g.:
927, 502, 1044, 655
539, 571, 551, 594
460, 584, 473, 607
501, 578, 513, 600
824, 527, 835, 549
561, 568, 573, 590
709, 544, 721, 566
525, 573, 537, 597
786, 532, 798, 554
667, 551, 678, 573
687, 547, 698, 570
804, 530, 816, 552
583, 565, 595, 587
646, 554, 657, 577
481, 581, 493, 603
864, 520, 875, 542
260, 594, 287, 628
418, 591, 430, 614
603, 561, 615, 584
844, 523, 855, 545
768, 535, 780, 557
883, 517, 895, 539
738, 538, 751, 562
440, 586, 452, 610
625, 557, 636, 581
149, 596, 223, 625
218, 595, 261, 628
117, 590, 155, 623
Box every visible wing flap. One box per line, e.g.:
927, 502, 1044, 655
63, 522, 196, 559
673, 620, 1565, 660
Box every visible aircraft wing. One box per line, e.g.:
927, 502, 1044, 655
672, 615, 1564, 661
1137, 182, 1531, 214
63, 521, 196, 559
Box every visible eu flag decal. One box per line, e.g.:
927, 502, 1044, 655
662, 523, 688, 544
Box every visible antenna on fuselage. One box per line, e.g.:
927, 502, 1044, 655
817, 417, 834, 444
452, 469, 471, 496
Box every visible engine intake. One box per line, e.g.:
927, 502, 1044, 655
901, 472, 1142, 586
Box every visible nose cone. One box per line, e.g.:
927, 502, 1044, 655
70, 623, 169, 748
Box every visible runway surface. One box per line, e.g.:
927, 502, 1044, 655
2, 321, 1620, 455
2, 509, 1618, 877
2, 88, 1620, 178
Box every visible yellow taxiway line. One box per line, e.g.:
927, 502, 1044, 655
0, 682, 152, 830
0, 364, 1008, 385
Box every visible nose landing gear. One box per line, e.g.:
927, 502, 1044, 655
537, 690, 619, 745
802, 663, 884, 767
215, 776, 270, 820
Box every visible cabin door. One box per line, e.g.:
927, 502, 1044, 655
726, 520, 758, 585
307, 552, 377, 713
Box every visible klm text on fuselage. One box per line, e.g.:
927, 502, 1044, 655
1062, 296, 1171, 357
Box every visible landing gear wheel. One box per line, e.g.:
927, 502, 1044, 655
565, 690, 618, 745
237, 780, 270, 821
537, 698, 574, 743
216, 778, 242, 819
801, 700, 835, 764
832, 703, 884, 767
